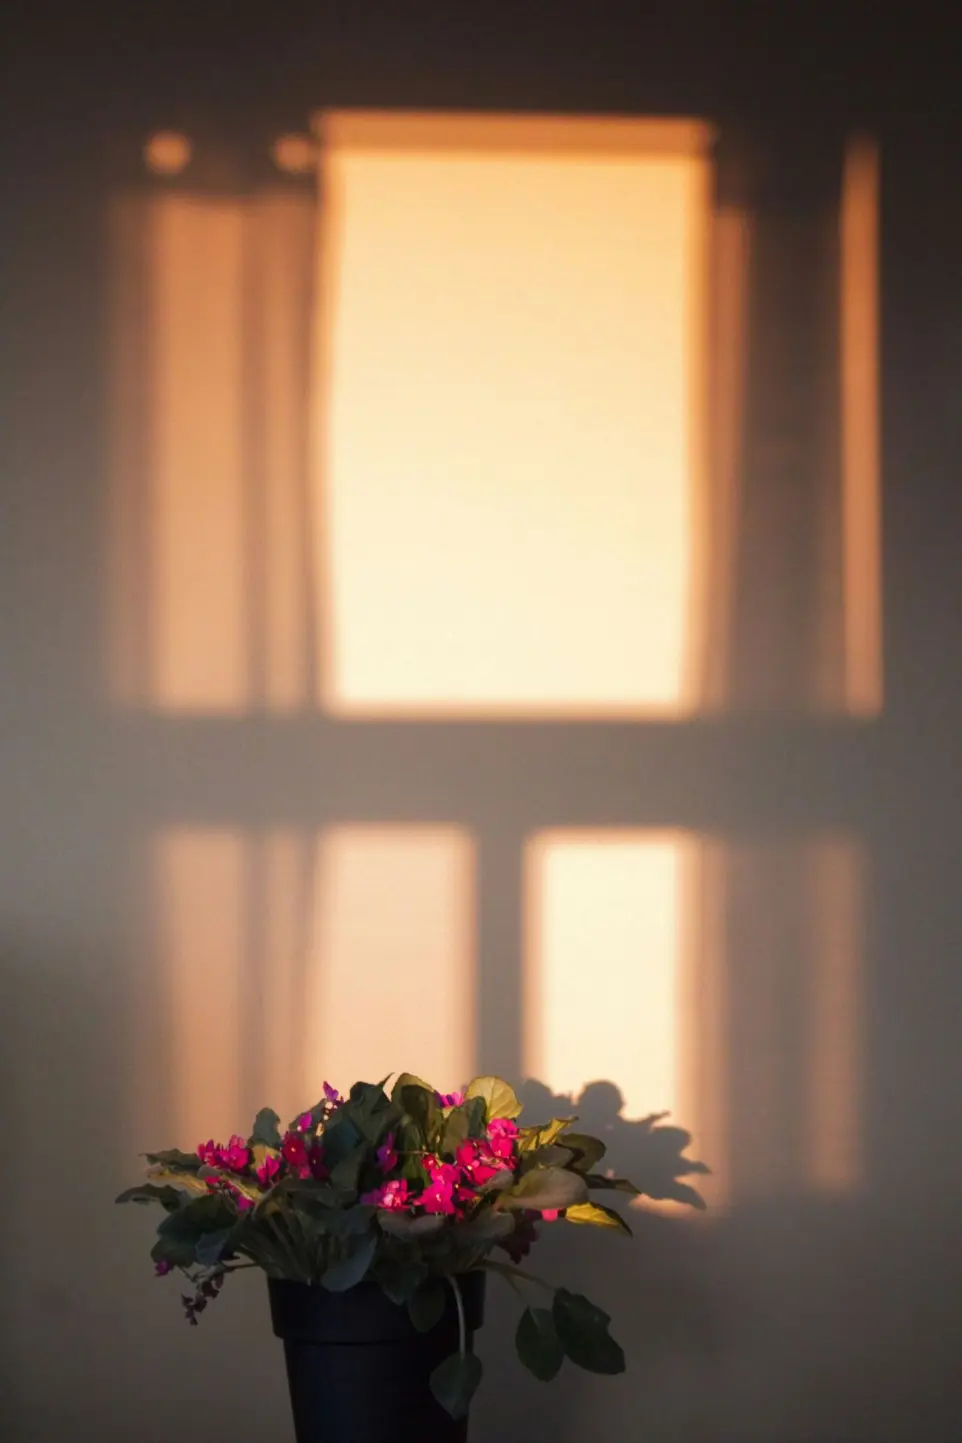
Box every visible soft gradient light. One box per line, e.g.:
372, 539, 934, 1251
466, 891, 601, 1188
524, 830, 688, 1118
150, 829, 245, 1145
305, 826, 475, 1094
106, 191, 315, 711
314, 113, 711, 716
840, 137, 882, 716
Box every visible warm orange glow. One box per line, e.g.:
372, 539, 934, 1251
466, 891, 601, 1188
700, 207, 753, 706
272, 133, 316, 175
144, 131, 192, 176
524, 831, 689, 1119
151, 197, 248, 709
106, 191, 315, 711
840, 137, 883, 715
151, 830, 245, 1144
525, 830, 864, 1205
305, 827, 475, 1094
314, 112, 712, 716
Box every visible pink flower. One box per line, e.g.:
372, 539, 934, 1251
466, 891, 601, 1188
421, 1159, 459, 1215
362, 1178, 410, 1211
376, 1134, 398, 1172
281, 1130, 311, 1178
541, 1209, 559, 1222
154, 1260, 173, 1277
455, 1140, 500, 1188
436, 1090, 465, 1108
221, 1135, 250, 1173
309, 1141, 329, 1181
197, 1135, 250, 1173
487, 1117, 519, 1162
323, 1081, 342, 1105
255, 1154, 282, 1187
295, 1112, 314, 1132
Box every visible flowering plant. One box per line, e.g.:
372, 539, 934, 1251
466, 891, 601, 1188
119, 1074, 705, 1416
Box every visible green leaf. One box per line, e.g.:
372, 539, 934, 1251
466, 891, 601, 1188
322, 1204, 376, 1238
437, 1096, 486, 1156
503, 1166, 589, 1212
248, 1108, 282, 1149
194, 1227, 234, 1266
430, 1350, 483, 1420
519, 1116, 577, 1153
331, 1142, 369, 1195
439, 1106, 471, 1158
585, 1172, 641, 1198
560, 1134, 607, 1173
378, 1211, 445, 1238
478, 1168, 514, 1195
281, 1177, 338, 1206
145, 1168, 210, 1198
408, 1278, 447, 1333
519, 1144, 575, 1174
346, 1081, 399, 1145
397, 1082, 439, 1144
516, 1306, 564, 1381
453, 1210, 514, 1242
390, 1072, 435, 1101
375, 1258, 428, 1306
321, 1234, 377, 1292
151, 1194, 234, 1268
144, 1148, 202, 1172
321, 1117, 361, 1167
563, 1201, 632, 1236
464, 1076, 522, 1122
552, 1289, 625, 1375
115, 1183, 182, 1213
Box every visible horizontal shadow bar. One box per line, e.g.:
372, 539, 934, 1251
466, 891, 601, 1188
98, 714, 901, 831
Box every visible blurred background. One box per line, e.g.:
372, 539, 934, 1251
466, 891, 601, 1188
2, 4, 961, 1441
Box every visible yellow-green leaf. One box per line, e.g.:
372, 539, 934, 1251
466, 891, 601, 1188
146, 1167, 209, 1197
519, 1116, 577, 1152
564, 1201, 632, 1236
464, 1076, 522, 1121
502, 1166, 588, 1211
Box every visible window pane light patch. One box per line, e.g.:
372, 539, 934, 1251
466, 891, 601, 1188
314, 113, 712, 716
304, 827, 475, 1095
105, 191, 315, 712
149, 830, 246, 1145
524, 831, 691, 1122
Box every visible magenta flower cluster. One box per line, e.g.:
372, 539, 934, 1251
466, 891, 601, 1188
360, 1105, 523, 1219
190, 1084, 545, 1230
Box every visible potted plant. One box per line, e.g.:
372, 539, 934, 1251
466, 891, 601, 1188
118, 1073, 706, 1441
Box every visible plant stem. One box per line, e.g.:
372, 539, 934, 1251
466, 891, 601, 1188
448, 1274, 466, 1358
484, 1258, 555, 1296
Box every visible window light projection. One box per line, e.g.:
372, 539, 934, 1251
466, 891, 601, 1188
314, 113, 712, 716
107, 118, 881, 720
148, 829, 247, 1146
840, 137, 882, 716
304, 827, 475, 1096
105, 189, 315, 711
524, 830, 865, 1205
524, 831, 691, 1121
144, 826, 475, 1149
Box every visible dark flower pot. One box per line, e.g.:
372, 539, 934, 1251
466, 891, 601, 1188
268, 1272, 486, 1443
